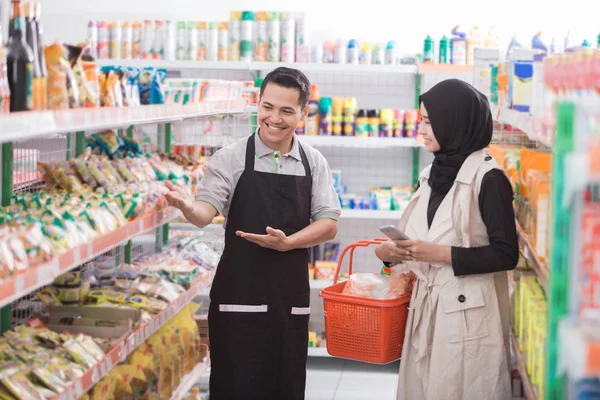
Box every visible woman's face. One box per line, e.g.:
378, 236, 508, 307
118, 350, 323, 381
418, 103, 441, 153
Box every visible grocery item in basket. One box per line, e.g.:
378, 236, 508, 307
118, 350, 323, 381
342, 272, 413, 299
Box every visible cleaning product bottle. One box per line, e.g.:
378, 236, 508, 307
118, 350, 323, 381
484, 26, 500, 48
450, 26, 467, 65
506, 36, 522, 61
355, 109, 369, 137
342, 97, 357, 136
581, 40, 591, 47
438, 35, 449, 64
319, 97, 332, 136
385, 40, 398, 65
392, 109, 404, 137
531, 32, 548, 52
597, 33, 600, 48
334, 39, 346, 64
379, 109, 393, 137
360, 42, 372, 64
306, 84, 320, 136
347, 39, 359, 64
466, 26, 482, 65
331, 97, 344, 136
368, 109, 380, 137
423, 34, 434, 63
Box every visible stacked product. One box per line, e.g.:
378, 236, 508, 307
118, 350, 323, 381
296, 85, 420, 138
0, 130, 207, 283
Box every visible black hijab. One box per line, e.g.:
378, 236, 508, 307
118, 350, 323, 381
420, 79, 493, 196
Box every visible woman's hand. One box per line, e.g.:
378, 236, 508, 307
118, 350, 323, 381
375, 240, 414, 264
395, 240, 452, 264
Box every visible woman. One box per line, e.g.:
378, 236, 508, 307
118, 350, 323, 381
375, 79, 519, 400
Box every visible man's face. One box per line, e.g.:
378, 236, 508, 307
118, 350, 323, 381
258, 83, 308, 148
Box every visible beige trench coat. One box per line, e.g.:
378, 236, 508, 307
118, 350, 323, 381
396, 149, 512, 400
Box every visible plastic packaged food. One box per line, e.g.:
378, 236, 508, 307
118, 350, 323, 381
342, 272, 413, 299
44, 42, 70, 110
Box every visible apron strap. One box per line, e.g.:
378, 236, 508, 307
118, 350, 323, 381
245, 133, 256, 171
297, 141, 311, 179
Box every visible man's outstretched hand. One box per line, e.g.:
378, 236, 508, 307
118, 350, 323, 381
236, 227, 292, 252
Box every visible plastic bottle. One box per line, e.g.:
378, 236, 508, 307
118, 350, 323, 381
121, 21, 132, 60
438, 35, 449, 64
450, 26, 466, 65
373, 43, 384, 65
334, 39, 346, 64
208, 21, 218, 62
254, 12, 268, 62
241, 11, 254, 62
141, 20, 154, 59
368, 109, 380, 137
176, 21, 187, 60
280, 12, 295, 63
597, 33, 600, 48
97, 20, 110, 59
342, 97, 357, 136
531, 32, 548, 52
581, 39, 591, 48
229, 11, 241, 61
88, 21, 98, 59
153, 20, 165, 60
165, 20, 175, 61
466, 26, 482, 65
306, 84, 320, 136
319, 97, 332, 136
0, 49, 10, 114
347, 39, 359, 64
311, 42, 323, 63
218, 22, 228, 61
32, 1, 45, 108
23, 2, 41, 110
379, 109, 393, 137
132, 21, 142, 59
392, 109, 404, 137
185, 21, 196, 61
109, 21, 121, 59
385, 40, 398, 65
484, 26, 500, 48
323, 41, 334, 64
332, 97, 344, 136
360, 42, 372, 64
355, 109, 369, 137
423, 34, 434, 64
197, 22, 207, 61
295, 12, 308, 62
267, 12, 280, 62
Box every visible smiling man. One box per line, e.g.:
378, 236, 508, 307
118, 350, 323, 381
165, 67, 340, 400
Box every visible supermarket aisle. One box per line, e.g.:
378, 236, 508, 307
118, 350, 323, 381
306, 358, 399, 400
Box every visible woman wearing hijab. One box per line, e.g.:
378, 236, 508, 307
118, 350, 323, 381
375, 79, 519, 400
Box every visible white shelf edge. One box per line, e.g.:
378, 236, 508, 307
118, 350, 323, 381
298, 135, 419, 148
340, 209, 403, 220
96, 59, 418, 74
169, 360, 210, 400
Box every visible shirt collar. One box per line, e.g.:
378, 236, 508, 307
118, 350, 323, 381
255, 129, 302, 161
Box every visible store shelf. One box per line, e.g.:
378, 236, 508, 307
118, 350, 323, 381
52, 279, 206, 400
340, 209, 403, 220
491, 105, 553, 148
511, 331, 537, 400
169, 358, 211, 400
516, 221, 549, 295
0, 207, 181, 310
298, 135, 419, 148
97, 59, 418, 75
558, 318, 600, 381
0, 100, 249, 143
418, 64, 474, 74
308, 347, 331, 357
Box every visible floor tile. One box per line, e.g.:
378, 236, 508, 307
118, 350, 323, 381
333, 390, 396, 400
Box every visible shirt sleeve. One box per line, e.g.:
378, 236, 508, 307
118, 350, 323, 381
310, 151, 341, 221
195, 149, 234, 215
451, 169, 520, 276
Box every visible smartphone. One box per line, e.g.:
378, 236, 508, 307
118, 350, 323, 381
379, 225, 411, 241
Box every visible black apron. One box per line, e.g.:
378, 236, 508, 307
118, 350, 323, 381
208, 133, 312, 400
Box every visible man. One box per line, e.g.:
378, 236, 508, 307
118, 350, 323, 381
165, 67, 340, 400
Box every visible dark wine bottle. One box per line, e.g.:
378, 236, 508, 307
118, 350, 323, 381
7, 0, 34, 112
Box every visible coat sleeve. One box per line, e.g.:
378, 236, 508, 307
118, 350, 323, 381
451, 169, 519, 276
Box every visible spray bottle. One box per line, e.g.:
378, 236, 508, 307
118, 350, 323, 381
450, 26, 466, 65
438, 35, 449, 64
423, 34, 434, 64
306, 84, 320, 136
531, 32, 548, 52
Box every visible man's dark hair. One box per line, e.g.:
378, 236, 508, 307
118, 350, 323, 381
259, 67, 311, 108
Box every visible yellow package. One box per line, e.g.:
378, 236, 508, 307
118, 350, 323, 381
147, 330, 175, 399
177, 305, 202, 373
108, 364, 148, 400
129, 349, 159, 399
89, 375, 116, 400
1, 374, 45, 400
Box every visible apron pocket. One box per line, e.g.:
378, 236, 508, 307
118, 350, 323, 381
440, 284, 489, 343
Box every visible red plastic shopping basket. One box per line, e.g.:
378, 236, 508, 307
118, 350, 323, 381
319, 239, 412, 364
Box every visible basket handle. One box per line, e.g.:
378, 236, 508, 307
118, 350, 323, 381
333, 238, 389, 284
